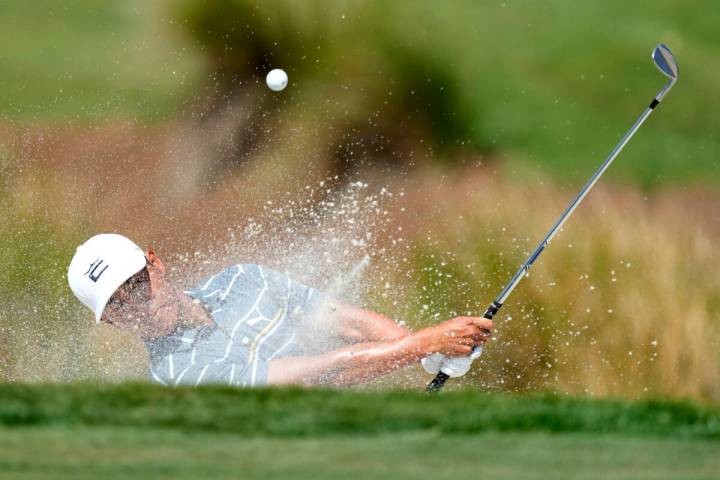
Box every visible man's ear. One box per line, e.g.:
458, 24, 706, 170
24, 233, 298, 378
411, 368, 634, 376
146, 249, 166, 274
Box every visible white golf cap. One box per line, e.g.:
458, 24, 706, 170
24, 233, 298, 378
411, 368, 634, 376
68, 234, 147, 323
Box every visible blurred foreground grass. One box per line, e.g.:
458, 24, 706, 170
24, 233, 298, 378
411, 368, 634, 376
2, 383, 718, 438
2, 429, 718, 480
0, 384, 719, 479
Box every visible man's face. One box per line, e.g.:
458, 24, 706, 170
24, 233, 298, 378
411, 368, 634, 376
101, 250, 183, 339
102, 267, 156, 335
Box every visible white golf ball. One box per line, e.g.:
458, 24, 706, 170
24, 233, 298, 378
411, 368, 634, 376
266, 68, 288, 91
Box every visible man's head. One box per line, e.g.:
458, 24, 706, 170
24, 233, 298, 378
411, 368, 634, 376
68, 234, 148, 322
68, 234, 175, 337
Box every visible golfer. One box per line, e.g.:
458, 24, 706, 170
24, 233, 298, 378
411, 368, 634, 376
68, 234, 492, 386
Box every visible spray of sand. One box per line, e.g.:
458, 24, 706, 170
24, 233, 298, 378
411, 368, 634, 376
161, 179, 414, 372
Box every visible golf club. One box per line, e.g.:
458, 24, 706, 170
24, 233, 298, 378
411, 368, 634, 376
427, 44, 679, 393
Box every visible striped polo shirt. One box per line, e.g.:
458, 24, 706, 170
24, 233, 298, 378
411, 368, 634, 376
145, 264, 328, 387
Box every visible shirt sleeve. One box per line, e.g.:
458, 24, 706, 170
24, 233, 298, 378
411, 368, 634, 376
252, 265, 333, 320
296, 282, 332, 316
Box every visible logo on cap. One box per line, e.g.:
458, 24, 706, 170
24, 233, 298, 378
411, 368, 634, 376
85, 258, 109, 283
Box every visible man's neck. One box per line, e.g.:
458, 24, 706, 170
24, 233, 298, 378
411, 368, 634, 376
143, 288, 214, 340
176, 291, 214, 331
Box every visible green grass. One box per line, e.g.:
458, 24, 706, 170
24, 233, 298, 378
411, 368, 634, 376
1, 428, 719, 480
0, 0, 204, 122
0, 384, 719, 479
0, 1, 717, 185
176, 0, 720, 188
1, 384, 718, 438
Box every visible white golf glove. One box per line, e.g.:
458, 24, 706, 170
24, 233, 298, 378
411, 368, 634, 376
439, 355, 473, 377
421, 349, 482, 378
420, 353, 445, 374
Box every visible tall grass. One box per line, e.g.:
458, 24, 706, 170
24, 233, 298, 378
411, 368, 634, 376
383, 167, 720, 402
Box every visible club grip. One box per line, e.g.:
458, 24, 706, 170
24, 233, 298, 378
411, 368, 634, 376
426, 371, 450, 392
425, 301, 502, 393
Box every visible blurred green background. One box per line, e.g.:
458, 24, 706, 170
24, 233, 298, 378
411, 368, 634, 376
1, 0, 717, 185
0, 0, 718, 401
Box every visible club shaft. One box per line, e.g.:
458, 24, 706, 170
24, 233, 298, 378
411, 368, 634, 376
427, 81, 672, 393
496, 106, 655, 305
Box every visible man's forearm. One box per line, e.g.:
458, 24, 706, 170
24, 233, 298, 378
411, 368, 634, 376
333, 302, 412, 343
268, 334, 428, 386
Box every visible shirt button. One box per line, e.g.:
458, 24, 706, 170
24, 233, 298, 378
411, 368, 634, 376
242, 336, 250, 344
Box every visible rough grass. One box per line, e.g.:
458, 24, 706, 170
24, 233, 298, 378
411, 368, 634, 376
384, 168, 720, 402
1, 383, 718, 438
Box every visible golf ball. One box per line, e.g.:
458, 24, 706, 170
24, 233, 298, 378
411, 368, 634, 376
266, 69, 288, 91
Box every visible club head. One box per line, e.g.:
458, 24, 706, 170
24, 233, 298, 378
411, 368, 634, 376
652, 44, 679, 82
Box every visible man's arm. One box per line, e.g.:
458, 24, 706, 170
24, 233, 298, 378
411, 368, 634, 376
268, 316, 493, 386
324, 301, 412, 343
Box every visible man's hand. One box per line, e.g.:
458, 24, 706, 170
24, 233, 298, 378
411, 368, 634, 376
414, 316, 493, 357
419, 316, 492, 378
